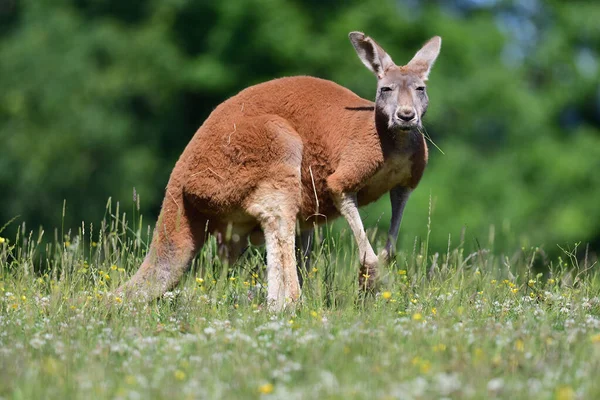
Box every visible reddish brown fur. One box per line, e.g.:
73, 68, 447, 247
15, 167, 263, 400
118, 33, 441, 309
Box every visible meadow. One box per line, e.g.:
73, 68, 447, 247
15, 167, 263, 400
1, 202, 599, 400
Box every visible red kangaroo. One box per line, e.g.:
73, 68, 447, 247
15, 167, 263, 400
118, 32, 442, 311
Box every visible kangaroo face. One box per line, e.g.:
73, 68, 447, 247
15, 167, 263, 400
349, 32, 441, 133
376, 69, 428, 132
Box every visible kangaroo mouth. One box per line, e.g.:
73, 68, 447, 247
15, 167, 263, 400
392, 120, 419, 132
390, 118, 419, 132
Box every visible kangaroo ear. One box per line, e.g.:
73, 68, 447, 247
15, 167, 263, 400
406, 36, 441, 81
349, 32, 396, 79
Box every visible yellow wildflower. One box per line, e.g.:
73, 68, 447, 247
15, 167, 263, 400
528, 279, 536, 287
473, 348, 484, 363
491, 354, 502, 367
512, 288, 518, 293
412, 313, 423, 321
0, 237, 5, 244
491, 279, 497, 284
590, 334, 600, 343
115, 297, 123, 304
111, 265, 117, 271
547, 278, 555, 285
555, 385, 575, 400
515, 339, 524, 352
432, 344, 446, 352
173, 370, 186, 381
258, 383, 274, 395
398, 270, 407, 275
431, 307, 437, 315
382, 291, 392, 300
311, 311, 318, 318
420, 360, 431, 374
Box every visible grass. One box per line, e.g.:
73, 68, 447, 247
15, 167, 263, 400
1, 202, 599, 399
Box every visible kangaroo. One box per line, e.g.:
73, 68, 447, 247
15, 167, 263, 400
118, 32, 441, 310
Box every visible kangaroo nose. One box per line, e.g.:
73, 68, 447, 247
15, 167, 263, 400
397, 108, 415, 121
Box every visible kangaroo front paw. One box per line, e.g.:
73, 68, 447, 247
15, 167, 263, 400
358, 261, 379, 291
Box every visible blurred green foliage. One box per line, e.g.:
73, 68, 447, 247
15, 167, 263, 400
0, 0, 599, 254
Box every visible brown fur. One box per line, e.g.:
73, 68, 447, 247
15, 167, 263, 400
118, 32, 442, 310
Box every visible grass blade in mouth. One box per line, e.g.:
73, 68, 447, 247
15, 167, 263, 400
418, 126, 445, 155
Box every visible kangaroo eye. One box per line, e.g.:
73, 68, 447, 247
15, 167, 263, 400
380, 86, 393, 93
416, 86, 426, 92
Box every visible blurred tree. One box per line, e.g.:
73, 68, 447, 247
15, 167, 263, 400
0, 0, 598, 256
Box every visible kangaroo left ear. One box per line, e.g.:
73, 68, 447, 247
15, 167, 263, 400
406, 36, 442, 81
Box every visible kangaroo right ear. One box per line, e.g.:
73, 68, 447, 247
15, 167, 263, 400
406, 36, 442, 81
349, 32, 395, 79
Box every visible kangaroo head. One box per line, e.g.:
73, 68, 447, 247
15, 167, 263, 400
349, 32, 441, 132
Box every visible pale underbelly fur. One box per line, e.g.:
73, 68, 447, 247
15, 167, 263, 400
360, 153, 413, 203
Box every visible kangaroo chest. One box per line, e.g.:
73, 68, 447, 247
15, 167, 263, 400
358, 153, 413, 206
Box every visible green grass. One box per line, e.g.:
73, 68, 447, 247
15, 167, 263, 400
1, 205, 599, 399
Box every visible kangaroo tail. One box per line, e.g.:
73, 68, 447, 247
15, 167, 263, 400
117, 189, 206, 302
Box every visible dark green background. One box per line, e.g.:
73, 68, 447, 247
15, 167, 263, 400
1, 0, 599, 255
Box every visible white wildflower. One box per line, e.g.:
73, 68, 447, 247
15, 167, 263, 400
487, 377, 504, 393
29, 337, 45, 349
163, 291, 175, 300
436, 373, 461, 395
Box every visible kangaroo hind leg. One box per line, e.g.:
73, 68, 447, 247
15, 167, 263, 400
244, 117, 303, 311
